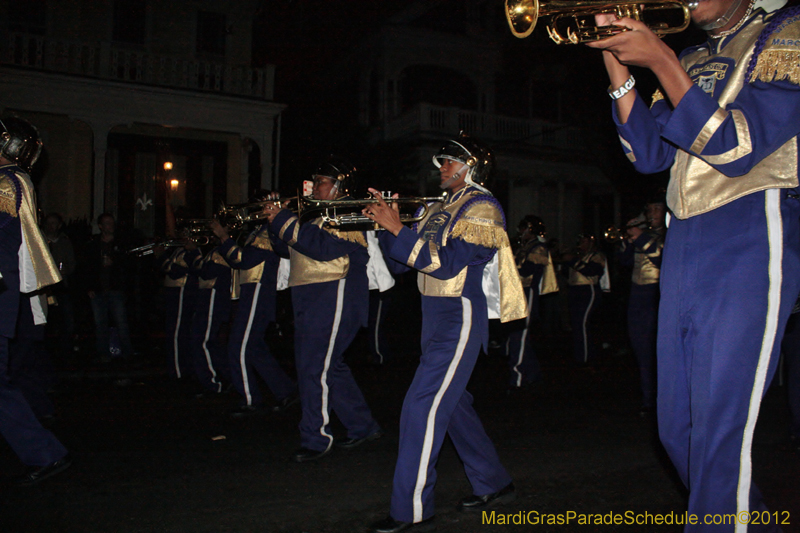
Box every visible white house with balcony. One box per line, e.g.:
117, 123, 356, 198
0, 0, 285, 236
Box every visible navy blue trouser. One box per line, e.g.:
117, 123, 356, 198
505, 286, 541, 387
0, 336, 67, 467
228, 282, 295, 407
293, 279, 379, 452
780, 312, 800, 440
390, 296, 511, 523
658, 190, 800, 532
628, 283, 659, 409
191, 288, 230, 393
568, 284, 601, 364
164, 285, 197, 380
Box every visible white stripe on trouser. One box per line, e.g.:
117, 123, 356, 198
512, 290, 534, 387
735, 189, 782, 533
412, 297, 472, 523
582, 285, 596, 363
202, 289, 222, 393
318, 279, 346, 451
374, 298, 384, 364
239, 282, 262, 405
173, 286, 185, 378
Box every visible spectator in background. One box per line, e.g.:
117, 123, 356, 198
81, 213, 136, 363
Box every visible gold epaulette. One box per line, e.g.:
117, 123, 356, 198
650, 88, 665, 107
749, 12, 800, 84
323, 226, 368, 247
0, 174, 18, 218
449, 199, 509, 250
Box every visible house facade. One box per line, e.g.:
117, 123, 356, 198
0, 0, 285, 236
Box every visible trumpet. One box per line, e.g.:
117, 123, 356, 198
215, 196, 300, 230
126, 235, 211, 257
297, 192, 446, 229
177, 218, 216, 237
604, 216, 648, 243
216, 192, 446, 230
505, 0, 691, 44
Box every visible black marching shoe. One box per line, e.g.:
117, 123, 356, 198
271, 391, 300, 413
369, 516, 435, 533
458, 482, 516, 511
335, 429, 384, 449
292, 446, 332, 463
16, 454, 73, 486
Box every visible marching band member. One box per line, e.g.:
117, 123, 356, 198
210, 216, 299, 417
0, 116, 71, 485
588, 0, 800, 526
158, 202, 200, 384
189, 234, 232, 395
363, 134, 527, 533
261, 156, 381, 463
616, 197, 666, 415
563, 234, 607, 365
505, 215, 556, 391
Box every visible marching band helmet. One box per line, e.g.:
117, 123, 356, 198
313, 155, 359, 197
432, 132, 494, 193
0, 116, 43, 173
519, 215, 546, 240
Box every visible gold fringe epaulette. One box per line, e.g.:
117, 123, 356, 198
450, 220, 511, 250
324, 226, 368, 247
750, 50, 800, 84
750, 11, 800, 85
650, 88, 665, 107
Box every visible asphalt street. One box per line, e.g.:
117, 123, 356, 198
1, 292, 798, 533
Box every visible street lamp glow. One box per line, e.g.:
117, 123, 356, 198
164, 161, 173, 171
170, 179, 179, 190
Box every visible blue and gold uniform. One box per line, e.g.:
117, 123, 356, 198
189, 246, 232, 393
219, 225, 296, 410
0, 163, 67, 470
377, 185, 526, 525
505, 236, 552, 388
269, 209, 380, 454
612, 3, 800, 528
158, 246, 200, 380
618, 226, 664, 412
565, 243, 606, 364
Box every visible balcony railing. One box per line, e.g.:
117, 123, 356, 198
379, 103, 584, 151
3, 32, 274, 100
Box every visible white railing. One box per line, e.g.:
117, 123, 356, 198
381, 103, 584, 151
4, 32, 274, 100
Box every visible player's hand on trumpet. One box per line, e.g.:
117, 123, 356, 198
362, 188, 403, 236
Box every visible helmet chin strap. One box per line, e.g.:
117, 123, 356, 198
439, 171, 461, 191
698, 0, 746, 30
439, 164, 492, 195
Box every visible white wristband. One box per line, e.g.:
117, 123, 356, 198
608, 75, 635, 100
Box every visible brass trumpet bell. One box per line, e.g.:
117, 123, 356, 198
505, 0, 691, 44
